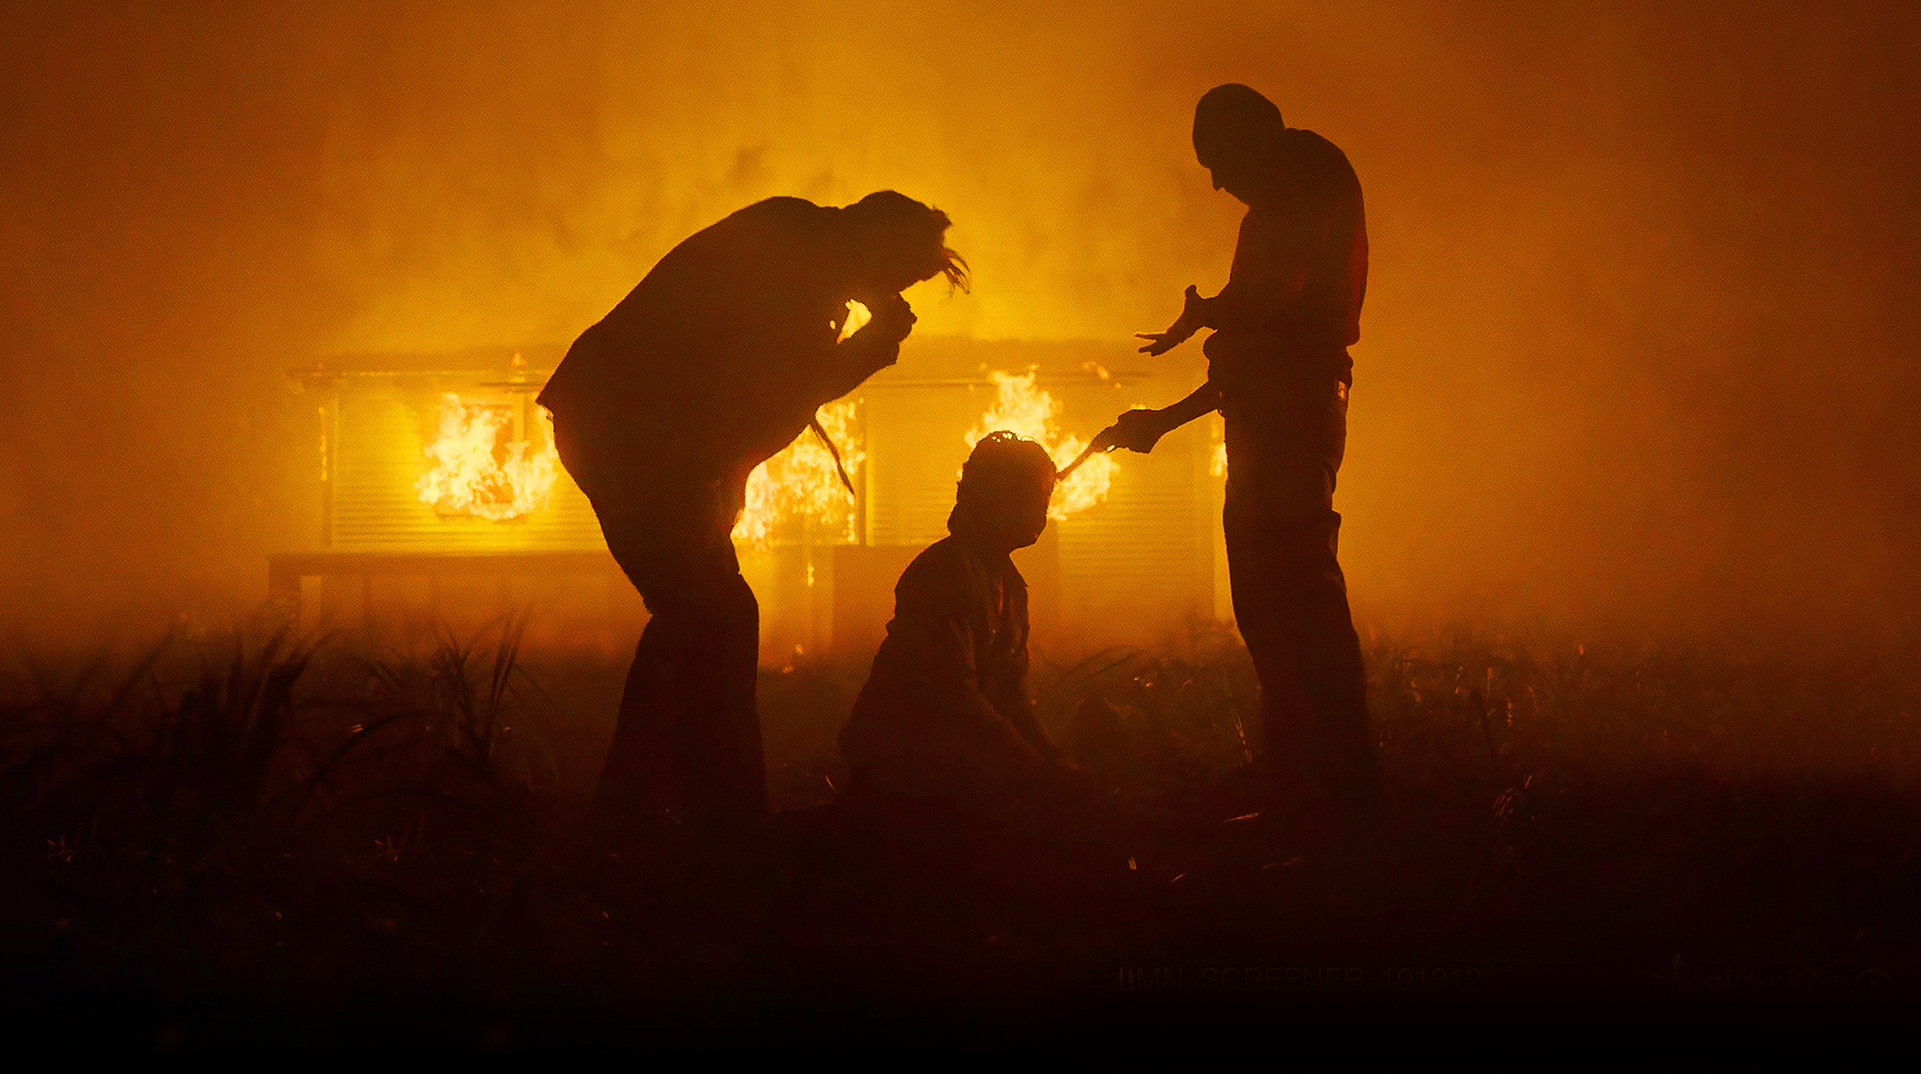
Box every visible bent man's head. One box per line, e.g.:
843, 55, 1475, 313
950, 431, 1058, 553
1193, 83, 1286, 203
841, 190, 969, 299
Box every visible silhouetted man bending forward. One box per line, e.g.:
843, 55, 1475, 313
538, 192, 965, 844
1104, 84, 1377, 809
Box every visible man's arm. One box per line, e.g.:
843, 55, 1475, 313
1202, 202, 1323, 334
1133, 216, 1305, 359
992, 637, 1066, 764
815, 292, 916, 402
1139, 139, 1345, 354
1135, 284, 1211, 357
1137, 211, 1319, 359
1091, 379, 1220, 456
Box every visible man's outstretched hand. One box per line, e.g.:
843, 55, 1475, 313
1061, 409, 1167, 478
1098, 407, 1177, 456
1136, 284, 1208, 356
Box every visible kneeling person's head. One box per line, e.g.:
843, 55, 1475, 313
950, 431, 1058, 553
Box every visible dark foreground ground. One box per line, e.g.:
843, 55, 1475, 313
3, 617, 1918, 1058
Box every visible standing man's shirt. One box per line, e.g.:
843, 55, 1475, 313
1203, 128, 1368, 405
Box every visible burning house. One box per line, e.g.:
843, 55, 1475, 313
274, 336, 1227, 663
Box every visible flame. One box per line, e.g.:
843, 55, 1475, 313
732, 303, 870, 543
416, 393, 560, 521
965, 367, 1116, 519
733, 399, 864, 544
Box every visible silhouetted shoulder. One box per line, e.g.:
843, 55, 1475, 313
896, 536, 1023, 608
729, 195, 829, 221
635, 196, 828, 280
540, 197, 838, 421
1284, 128, 1362, 198
894, 537, 975, 608
685, 196, 833, 252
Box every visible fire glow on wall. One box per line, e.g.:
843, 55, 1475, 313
279, 338, 1225, 659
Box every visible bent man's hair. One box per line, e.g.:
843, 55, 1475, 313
847, 190, 970, 292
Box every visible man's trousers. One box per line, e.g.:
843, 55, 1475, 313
1221, 381, 1378, 806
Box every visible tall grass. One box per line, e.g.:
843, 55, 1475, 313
0, 616, 564, 987
2, 616, 1917, 1026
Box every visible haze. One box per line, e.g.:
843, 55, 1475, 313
3, 1, 1916, 650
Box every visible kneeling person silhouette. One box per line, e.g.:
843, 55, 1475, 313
839, 432, 1084, 832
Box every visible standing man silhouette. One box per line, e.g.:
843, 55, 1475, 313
539, 191, 966, 849
1099, 84, 1376, 813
